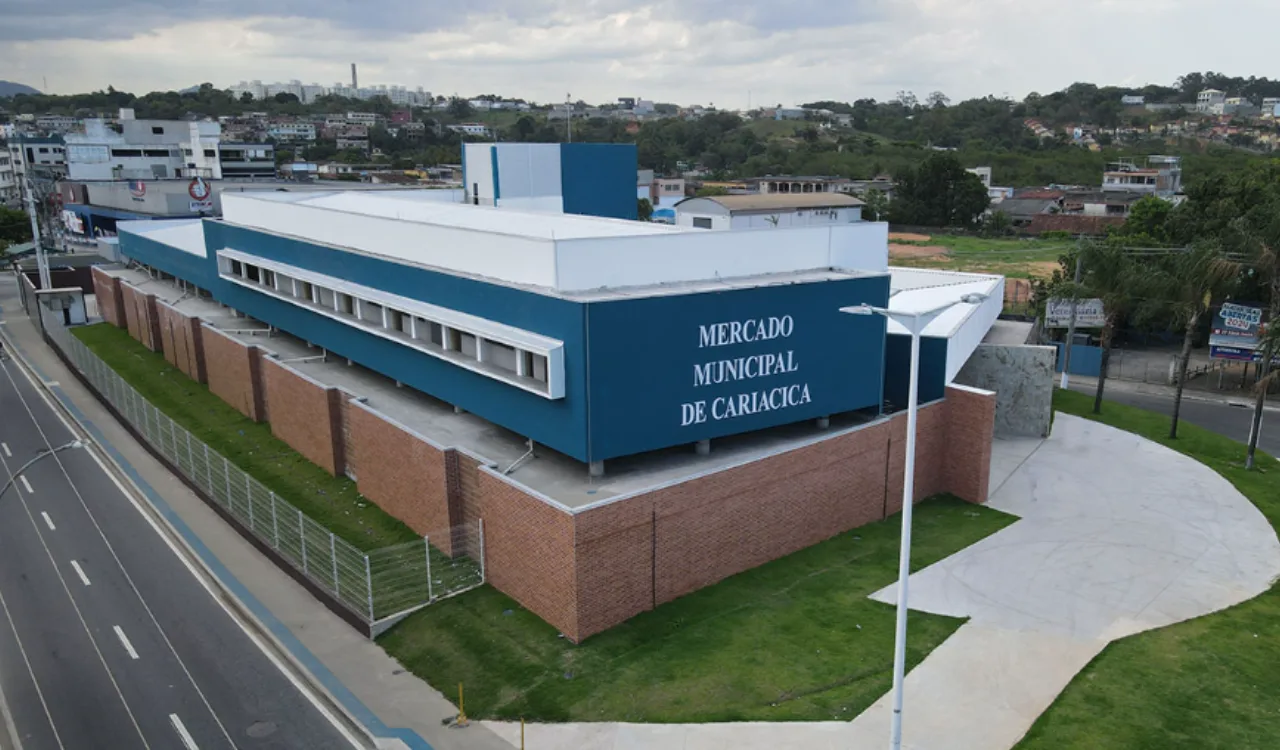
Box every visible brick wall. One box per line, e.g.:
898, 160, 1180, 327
118, 282, 160, 351
155, 301, 206, 383
942, 385, 996, 503
202, 324, 266, 421
346, 403, 455, 546
261, 358, 344, 475
340, 398, 360, 482
91, 267, 126, 328
476, 470, 578, 638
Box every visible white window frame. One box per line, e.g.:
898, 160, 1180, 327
216, 248, 565, 399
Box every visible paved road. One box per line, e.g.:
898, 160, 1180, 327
0, 353, 359, 749
1069, 381, 1278, 459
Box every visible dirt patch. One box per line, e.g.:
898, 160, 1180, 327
888, 232, 932, 242
1028, 261, 1061, 278
889, 243, 949, 260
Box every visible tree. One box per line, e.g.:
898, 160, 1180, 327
1074, 241, 1149, 414
1153, 243, 1239, 438
927, 91, 951, 109
889, 152, 990, 227
273, 92, 300, 104
1116, 195, 1173, 244
637, 198, 653, 221
274, 149, 294, 165
861, 188, 889, 222
695, 185, 729, 197
239, 91, 254, 103
0, 206, 32, 244
513, 115, 536, 141
447, 97, 474, 120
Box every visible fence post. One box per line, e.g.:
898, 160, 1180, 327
246, 475, 255, 530
270, 491, 279, 549
478, 519, 486, 583
425, 536, 433, 602
364, 554, 374, 622
330, 533, 340, 595
185, 432, 194, 476
204, 444, 212, 493
224, 461, 232, 509
299, 509, 308, 574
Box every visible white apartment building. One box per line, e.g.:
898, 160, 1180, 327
346, 112, 381, 126
36, 115, 79, 133
0, 151, 17, 203
1197, 88, 1226, 113
447, 123, 491, 137
7, 136, 66, 182
64, 109, 223, 180
232, 80, 328, 104
268, 122, 317, 142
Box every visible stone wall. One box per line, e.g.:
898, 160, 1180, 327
955, 344, 1055, 438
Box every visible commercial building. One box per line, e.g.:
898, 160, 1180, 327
1102, 155, 1182, 196
675, 193, 865, 230
92, 189, 1003, 640
7, 135, 66, 181
744, 175, 852, 194
267, 123, 317, 142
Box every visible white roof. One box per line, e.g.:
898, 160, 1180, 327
886, 267, 1006, 383
238, 190, 692, 240
116, 219, 207, 257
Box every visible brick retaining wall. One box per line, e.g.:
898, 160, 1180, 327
119, 282, 161, 352
202, 324, 266, 422
261, 358, 345, 476
155, 301, 206, 383
91, 267, 126, 328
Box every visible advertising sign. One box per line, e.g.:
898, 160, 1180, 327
128, 180, 146, 201
1046, 298, 1106, 328
1210, 302, 1272, 362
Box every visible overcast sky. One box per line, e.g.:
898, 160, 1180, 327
3, 1, 1277, 105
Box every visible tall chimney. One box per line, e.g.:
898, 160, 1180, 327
351, 63, 358, 90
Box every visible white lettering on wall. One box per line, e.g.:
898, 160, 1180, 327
683, 315, 810, 426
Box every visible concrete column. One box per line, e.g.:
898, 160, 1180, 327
816, 416, 830, 429
695, 439, 711, 456
589, 460, 605, 478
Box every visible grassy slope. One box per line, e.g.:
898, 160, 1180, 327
381, 496, 1015, 723
1017, 390, 1280, 750
72, 323, 418, 549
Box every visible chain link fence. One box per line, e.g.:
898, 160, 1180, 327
45, 322, 484, 632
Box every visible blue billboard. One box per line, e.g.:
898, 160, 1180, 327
584, 275, 890, 461
1209, 302, 1272, 362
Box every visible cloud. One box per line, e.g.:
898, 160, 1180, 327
2, 0, 1279, 105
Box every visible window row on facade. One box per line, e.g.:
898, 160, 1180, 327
216, 249, 565, 399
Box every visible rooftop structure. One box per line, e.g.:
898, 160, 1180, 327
1103, 155, 1182, 195
674, 193, 866, 231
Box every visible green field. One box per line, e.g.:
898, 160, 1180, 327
1016, 390, 1280, 749
380, 496, 1015, 723
72, 323, 418, 550
890, 234, 1073, 278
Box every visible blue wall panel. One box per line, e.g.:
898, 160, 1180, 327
118, 231, 216, 290
883, 334, 948, 410
202, 222, 592, 462
585, 275, 890, 460
1052, 342, 1102, 376
560, 144, 638, 221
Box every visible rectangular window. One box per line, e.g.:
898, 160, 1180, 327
204, 149, 216, 157
693, 217, 713, 229
485, 340, 518, 373
299, 281, 313, 301
531, 354, 548, 383
245, 264, 261, 283
261, 269, 275, 288
230, 259, 243, 277
459, 332, 478, 359
316, 287, 335, 308
111, 149, 143, 157
337, 293, 354, 316
143, 149, 171, 157
361, 300, 383, 325
151, 126, 164, 135
429, 322, 444, 347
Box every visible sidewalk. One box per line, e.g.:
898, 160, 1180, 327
482, 414, 1280, 749
1068, 372, 1280, 412
0, 279, 512, 750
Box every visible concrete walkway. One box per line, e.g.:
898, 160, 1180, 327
483, 414, 1280, 749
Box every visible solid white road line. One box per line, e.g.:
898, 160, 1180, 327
112, 626, 139, 660
169, 715, 198, 750
18, 476, 32, 495
0, 442, 10, 457
40, 512, 54, 531
0, 581, 64, 750
69, 560, 91, 587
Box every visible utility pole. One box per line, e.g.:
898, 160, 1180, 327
1059, 248, 1084, 389
565, 93, 573, 144
23, 172, 51, 290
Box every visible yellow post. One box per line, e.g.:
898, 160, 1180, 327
457, 682, 469, 726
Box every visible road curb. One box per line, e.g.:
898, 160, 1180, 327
0, 320, 425, 750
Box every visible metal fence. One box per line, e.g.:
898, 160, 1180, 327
45, 322, 484, 630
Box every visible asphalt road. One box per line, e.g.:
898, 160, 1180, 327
1070, 381, 1279, 459
0, 353, 358, 749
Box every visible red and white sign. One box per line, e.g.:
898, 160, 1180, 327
188, 177, 211, 201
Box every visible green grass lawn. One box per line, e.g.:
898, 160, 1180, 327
890, 234, 1072, 278
1016, 390, 1280, 750
72, 323, 418, 550
380, 495, 1015, 723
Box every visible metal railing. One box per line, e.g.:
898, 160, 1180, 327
45, 322, 484, 629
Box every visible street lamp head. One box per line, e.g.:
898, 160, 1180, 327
959, 293, 988, 304
840, 304, 875, 316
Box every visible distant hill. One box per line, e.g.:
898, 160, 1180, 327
0, 81, 41, 97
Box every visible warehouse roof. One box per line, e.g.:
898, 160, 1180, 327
680, 193, 865, 212
233, 190, 691, 240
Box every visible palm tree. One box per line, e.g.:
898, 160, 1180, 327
1155, 243, 1239, 438
1074, 242, 1147, 414
1248, 322, 1279, 469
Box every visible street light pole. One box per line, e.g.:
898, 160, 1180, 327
22, 172, 51, 290
0, 440, 82, 499
842, 293, 988, 750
